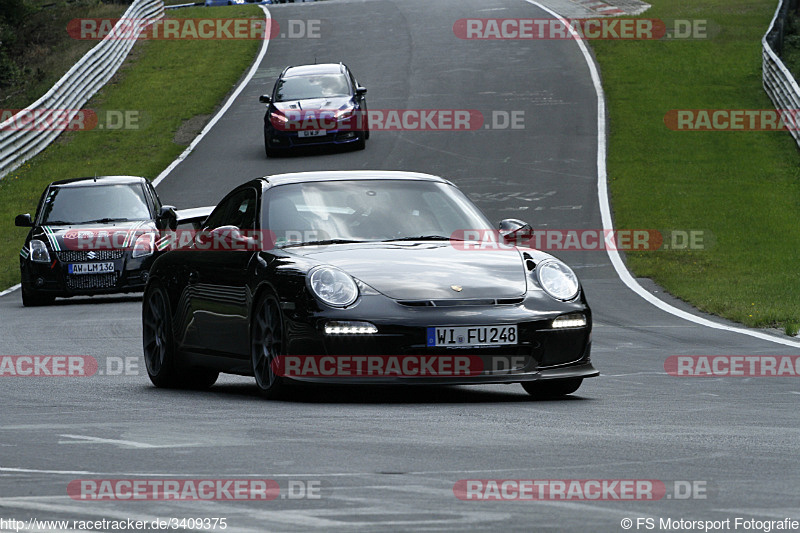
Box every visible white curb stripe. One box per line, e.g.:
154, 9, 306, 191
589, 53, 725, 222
152, 5, 273, 187
525, 0, 800, 349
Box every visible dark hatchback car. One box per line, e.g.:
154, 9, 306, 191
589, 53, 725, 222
259, 63, 369, 156
15, 176, 179, 306
142, 171, 597, 399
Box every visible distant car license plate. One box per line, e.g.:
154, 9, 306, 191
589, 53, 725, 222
68, 262, 114, 275
298, 130, 325, 138
427, 325, 518, 347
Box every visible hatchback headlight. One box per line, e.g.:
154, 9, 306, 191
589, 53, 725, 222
308, 266, 359, 307
536, 259, 580, 301
30, 240, 50, 263
270, 111, 288, 128
132, 232, 155, 258
335, 107, 356, 120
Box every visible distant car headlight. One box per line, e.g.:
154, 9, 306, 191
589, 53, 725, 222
269, 111, 288, 128
30, 240, 50, 263
335, 107, 356, 121
132, 232, 155, 258
308, 266, 359, 308
536, 259, 580, 301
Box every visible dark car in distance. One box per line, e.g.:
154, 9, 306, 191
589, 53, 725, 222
142, 171, 598, 399
16, 176, 183, 306
259, 63, 369, 156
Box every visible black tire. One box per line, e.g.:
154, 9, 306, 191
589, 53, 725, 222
266, 145, 285, 158
251, 292, 288, 399
352, 134, 366, 151
142, 284, 218, 389
521, 378, 583, 399
21, 285, 54, 307
265, 137, 286, 158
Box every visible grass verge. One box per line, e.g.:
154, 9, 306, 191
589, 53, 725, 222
0, 5, 262, 290
590, 0, 800, 333
781, 8, 800, 78
0, 1, 128, 110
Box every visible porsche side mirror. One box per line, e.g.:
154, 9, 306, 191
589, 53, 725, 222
15, 214, 33, 227
259, 94, 271, 104
356, 86, 367, 96
157, 205, 178, 231
198, 226, 258, 251
498, 218, 533, 245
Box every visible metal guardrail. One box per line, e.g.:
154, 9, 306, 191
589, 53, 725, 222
763, 0, 800, 148
0, 0, 165, 179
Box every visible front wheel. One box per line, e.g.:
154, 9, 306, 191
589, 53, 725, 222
142, 284, 218, 389
352, 134, 366, 151
521, 378, 583, 399
21, 285, 54, 307
265, 132, 286, 158
251, 293, 288, 399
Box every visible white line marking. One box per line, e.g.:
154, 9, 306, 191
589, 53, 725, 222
152, 5, 272, 187
1, 453, 724, 479
58, 434, 196, 449
0, 283, 20, 297
525, 0, 800, 349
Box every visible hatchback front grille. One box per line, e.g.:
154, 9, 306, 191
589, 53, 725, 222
58, 250, 124, 262
66, 273, 118, 290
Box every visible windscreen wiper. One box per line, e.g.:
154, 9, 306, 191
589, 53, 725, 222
380, 235, 463, 242
280, 239, 365, 248
79, 217, 132, 224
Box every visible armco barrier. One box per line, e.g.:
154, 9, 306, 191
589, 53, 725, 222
763, 0, 800, 148
0, 0, 165, 179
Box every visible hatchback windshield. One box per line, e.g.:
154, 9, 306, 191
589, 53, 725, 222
39, 183, 151, 225
275, 74, 351, 102
265, 180, 493, 247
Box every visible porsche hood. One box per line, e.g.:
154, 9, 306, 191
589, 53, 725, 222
293, 241, 529, 300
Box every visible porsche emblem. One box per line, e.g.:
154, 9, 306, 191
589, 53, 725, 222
450, 285, 463, 292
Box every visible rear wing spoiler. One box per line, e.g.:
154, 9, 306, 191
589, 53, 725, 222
174, 206, 214, 229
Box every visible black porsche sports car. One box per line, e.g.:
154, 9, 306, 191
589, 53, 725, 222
15, 176, 202, 307
142, 171, 598, 398
259, 63, 368, 156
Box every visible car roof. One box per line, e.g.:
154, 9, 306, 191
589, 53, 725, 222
282, 63, 346, 78
260, 170, 451, 188
50, 176, 148, 188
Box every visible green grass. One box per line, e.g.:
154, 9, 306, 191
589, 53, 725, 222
781, 8, 800, 78
0, 5, 263, 290
591, 0, 800, 333
0, 1, 128, 109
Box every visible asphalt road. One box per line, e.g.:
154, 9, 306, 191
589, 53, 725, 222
2, 0, 799, 531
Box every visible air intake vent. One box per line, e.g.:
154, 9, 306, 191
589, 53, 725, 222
522, 252, 536, 271
397, 297, 524, 307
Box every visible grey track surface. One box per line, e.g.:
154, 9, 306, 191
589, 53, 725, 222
1, 0, 799, 531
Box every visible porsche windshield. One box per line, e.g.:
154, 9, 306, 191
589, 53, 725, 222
275, 74, 351, 102
39, 183, 151, 225
265, 179, 493, 247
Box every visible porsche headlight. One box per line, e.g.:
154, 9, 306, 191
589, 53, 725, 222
30, 240, 50, 263
308, 266, 359, 308
536, 259, 580, 301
